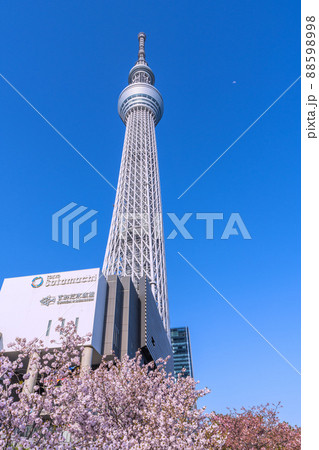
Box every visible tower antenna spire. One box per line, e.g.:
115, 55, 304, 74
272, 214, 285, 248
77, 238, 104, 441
137, 32, 146, 63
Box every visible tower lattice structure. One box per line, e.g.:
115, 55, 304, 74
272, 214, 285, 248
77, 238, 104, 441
103, 33, 170, 334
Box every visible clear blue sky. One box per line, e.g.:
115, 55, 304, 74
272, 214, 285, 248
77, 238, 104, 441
0, 0, 300, 425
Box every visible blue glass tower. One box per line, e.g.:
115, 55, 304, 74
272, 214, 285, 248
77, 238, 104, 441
170, 327, 193, 378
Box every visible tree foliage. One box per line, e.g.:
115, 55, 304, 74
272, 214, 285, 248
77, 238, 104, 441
0, 322, 300, 449
213, 403, 301, 449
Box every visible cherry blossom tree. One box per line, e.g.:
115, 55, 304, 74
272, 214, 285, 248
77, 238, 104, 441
0, 321, 301, 449
212, 403, 301, 449
0, 321, 222, 448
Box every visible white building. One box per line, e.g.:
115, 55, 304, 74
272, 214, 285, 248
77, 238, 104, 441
0, 268, 106, 365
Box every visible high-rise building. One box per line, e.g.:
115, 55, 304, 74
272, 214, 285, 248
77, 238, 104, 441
103, 33, 170, 336
170, 327, 194, 378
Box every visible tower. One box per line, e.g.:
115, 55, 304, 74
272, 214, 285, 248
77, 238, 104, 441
103, 33, 170, 335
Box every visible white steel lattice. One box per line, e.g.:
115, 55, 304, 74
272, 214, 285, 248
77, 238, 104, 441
103, 33, 170, 335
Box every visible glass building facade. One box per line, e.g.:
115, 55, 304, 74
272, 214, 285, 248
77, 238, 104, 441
170, 327, 193, 378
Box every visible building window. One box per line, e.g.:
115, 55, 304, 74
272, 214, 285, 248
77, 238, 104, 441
113, 324, 120, 350
46, 320, 52, 337
75, 317, 79, 332
60, 319, 65, 334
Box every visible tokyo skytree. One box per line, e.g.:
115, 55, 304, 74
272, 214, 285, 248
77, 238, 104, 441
103, 33, 170, 334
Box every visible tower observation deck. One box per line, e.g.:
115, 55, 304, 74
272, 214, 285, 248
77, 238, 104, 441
103, 33, 169, 335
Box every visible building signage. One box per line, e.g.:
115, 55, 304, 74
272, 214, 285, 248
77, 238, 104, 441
45, 274, 98, 287
40, 295, 56, 307
31, 276, 44, 288
40, 292, 95, 307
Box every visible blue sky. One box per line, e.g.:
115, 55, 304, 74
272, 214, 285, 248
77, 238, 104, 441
0, 1, 300, 425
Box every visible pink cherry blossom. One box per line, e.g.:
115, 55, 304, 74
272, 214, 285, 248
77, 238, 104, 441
212, 403, 301, 449
0, 321, 300, 449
